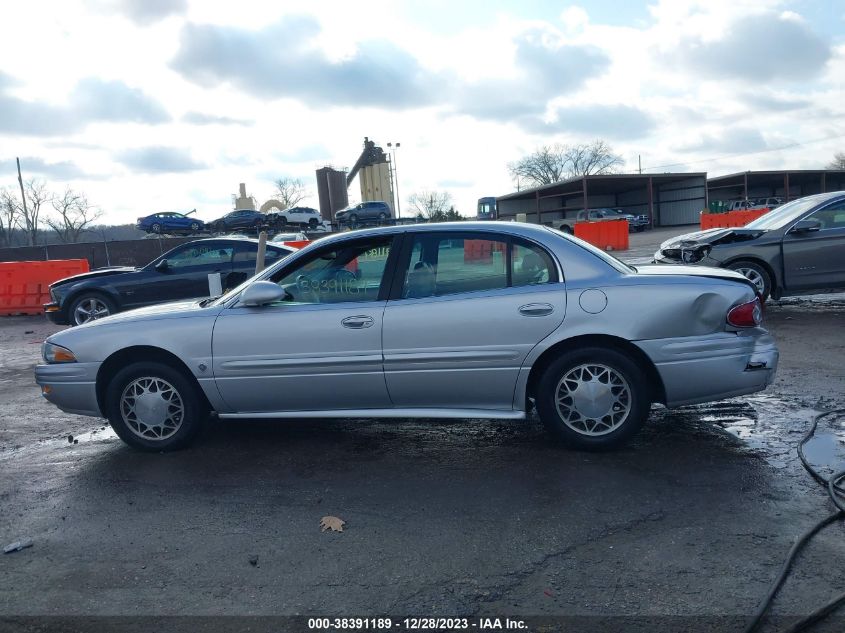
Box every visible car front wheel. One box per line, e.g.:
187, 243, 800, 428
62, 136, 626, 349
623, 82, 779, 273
105, 361, 207, 452
151, 223, 162, 234
535, 347, 650, 450
727, 260, 771, 301
69, 293, 116, 326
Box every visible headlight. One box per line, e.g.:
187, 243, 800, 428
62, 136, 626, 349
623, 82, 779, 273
681, 245, 712, 263
42, 342, 77, 364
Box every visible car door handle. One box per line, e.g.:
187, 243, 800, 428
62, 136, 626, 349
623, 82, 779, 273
518, 303, 554, 317
341, 315, 374, 329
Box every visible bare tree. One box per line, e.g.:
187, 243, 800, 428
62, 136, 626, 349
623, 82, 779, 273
508, 145, 568, 186
564, 140, 624, 177
826, 152, 845, 170
46, 187, 102, 243
408, 190, 453, 220
15, 179, 49, 246
270, 177, 307, 210
0, 188, 20, 247
508, 140, 624, 187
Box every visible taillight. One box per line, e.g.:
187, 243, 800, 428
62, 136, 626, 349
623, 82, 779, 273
727, 297, 763, 328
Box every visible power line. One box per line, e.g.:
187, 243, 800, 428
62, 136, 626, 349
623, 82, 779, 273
642, 131, 845, 172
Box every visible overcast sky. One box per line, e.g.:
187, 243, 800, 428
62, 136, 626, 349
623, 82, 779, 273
1, 0, 843, 225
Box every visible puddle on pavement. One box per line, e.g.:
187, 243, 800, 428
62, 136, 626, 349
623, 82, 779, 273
655, 394, 845, 470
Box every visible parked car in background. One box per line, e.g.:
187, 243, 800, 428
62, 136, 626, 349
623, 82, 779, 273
653, 191, 845, 300
334, 201, 392, 226
44, 238, 294, 326
210, 209, 270, 233
751, 197, 785, 210
576, 208, 650, 232
136, 210, 204, 235
271, 232, 308, 244
273, 206, 328, 230
37, 222, 776, 453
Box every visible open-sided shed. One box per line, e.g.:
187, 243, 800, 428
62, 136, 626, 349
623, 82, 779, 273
707, 170, 845, 204
496, 173, 707, 228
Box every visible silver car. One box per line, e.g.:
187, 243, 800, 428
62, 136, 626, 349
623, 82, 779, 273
36, 222, 778, 452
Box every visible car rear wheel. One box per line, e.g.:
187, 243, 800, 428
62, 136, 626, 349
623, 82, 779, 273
105, 361, 206, 452
536, 347, 650, 450
69, 293, 116, 326
727, 260, 771, 301
190, 222, 200, 232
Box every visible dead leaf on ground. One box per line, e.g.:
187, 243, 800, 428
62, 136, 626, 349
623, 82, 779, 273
320, 516, 346, 532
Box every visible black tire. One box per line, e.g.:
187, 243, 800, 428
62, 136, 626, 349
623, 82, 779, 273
277, 216, 288, 229
378, 212, 387, 222
190, 222, 200, 233
348, 213, 358, 226
726, 260, 772, 301
308, 218, 318, 229
535, 347, 650, 450
105, 361, 207, 452
68, 292, 117, 326
151, 223, 162, 234
635, 226, 645, 232
560, 224, 573, 234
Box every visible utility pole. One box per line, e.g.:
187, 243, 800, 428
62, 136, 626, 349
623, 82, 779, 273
16, 157, 29, 235
638, 155, 642, 175
387, 142, 401, 219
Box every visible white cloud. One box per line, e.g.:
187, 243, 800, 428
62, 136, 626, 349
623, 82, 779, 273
0, 0, 841, 224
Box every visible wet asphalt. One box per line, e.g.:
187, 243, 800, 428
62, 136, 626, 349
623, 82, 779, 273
1, 233, 845, 629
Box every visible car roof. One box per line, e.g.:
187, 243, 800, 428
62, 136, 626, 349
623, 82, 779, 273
311, 221, 559, 247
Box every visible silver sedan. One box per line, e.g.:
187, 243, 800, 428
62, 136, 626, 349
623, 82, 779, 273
36, 222, 778, 452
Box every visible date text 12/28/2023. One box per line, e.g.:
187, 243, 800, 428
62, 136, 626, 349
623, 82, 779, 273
307, 617, 528, 630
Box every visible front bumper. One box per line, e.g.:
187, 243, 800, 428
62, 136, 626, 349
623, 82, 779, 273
636, 331, 778, 407
43, 302, 69, 325
35, 361, 102, 417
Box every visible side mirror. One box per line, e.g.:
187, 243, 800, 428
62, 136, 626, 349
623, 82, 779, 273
790, 219, 822, 234
241, 281, 285, 307
155, 259, 169, 271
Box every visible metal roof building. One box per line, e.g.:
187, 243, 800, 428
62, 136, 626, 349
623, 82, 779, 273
707, 170, 845, 203
496, 173, 707, 227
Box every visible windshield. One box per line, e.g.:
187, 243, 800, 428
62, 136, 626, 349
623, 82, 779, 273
545, 227, 634, 273
745, 194, 827, 230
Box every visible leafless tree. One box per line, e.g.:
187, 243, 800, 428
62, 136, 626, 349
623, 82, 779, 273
407, 190, 453, 220
271, 177, 307, 210
0, 188, 20, 247
46, 187, 103, 243
564, 140, 624, 177
826, 152, 845, 170
507, 145, 568, 186
508, 140, 624, 187
15, 179, 49, 246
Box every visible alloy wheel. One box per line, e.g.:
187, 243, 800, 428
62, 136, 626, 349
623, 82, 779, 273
74, 298, 111, 324
555, 363, 632, 436
733, 267, 766, 294
120, 377, 184, 441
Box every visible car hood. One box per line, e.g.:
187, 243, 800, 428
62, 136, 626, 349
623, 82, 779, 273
50, 267, 137, 287
659, 227, 765, 250
69, 298, 219, 331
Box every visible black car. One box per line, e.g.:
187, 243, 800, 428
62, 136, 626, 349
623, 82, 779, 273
654, 191, 845, 300
209, 209, 271, 233
45, 238, 294, 325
